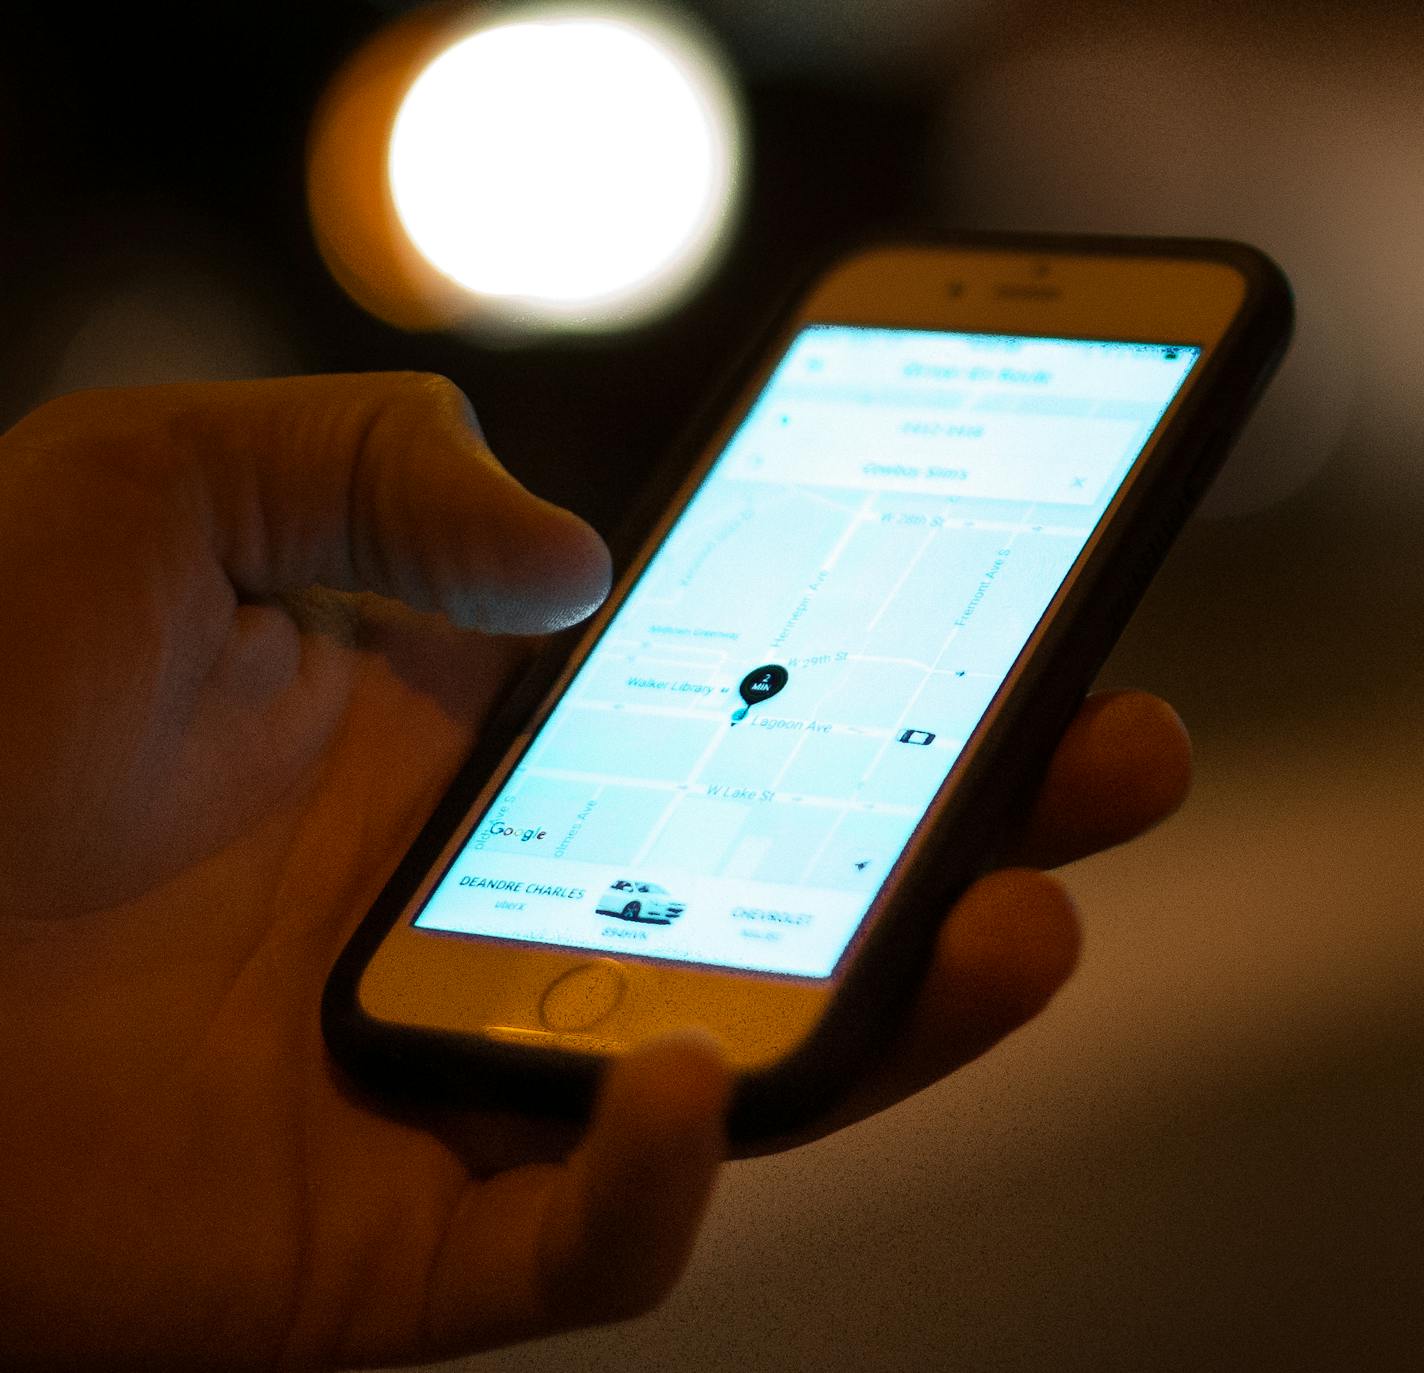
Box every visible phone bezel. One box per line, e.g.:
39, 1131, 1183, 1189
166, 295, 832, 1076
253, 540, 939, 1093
323, 233, 1292, 1137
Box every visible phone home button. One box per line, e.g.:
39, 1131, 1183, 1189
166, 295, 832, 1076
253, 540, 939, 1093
538, 959, 627, 1032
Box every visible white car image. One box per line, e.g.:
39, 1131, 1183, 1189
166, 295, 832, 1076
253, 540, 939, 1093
594, 879, 686, 925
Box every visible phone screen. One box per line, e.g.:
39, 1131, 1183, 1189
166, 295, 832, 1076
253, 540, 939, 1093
413, 326, 1199, 977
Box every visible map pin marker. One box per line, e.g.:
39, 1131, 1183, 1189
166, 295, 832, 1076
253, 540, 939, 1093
731, 664, 789, 723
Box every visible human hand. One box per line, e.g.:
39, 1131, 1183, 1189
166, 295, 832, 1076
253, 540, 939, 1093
0, 375, 1189, 1371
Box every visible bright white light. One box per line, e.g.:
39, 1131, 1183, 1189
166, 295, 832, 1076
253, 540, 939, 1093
388, 5, 741, 328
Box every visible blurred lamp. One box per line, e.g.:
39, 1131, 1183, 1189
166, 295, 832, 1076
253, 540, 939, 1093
308, 3, 743, 334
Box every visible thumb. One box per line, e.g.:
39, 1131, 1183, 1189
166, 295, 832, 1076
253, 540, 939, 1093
9, 373, 611, 634
536, 1029, 731, 1329
413, 1030, 729, 1362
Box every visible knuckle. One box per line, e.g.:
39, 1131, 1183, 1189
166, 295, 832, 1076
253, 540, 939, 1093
4, 386, 192, 493
9, 388, 127, 456
15, 388, 94, 432
382, 371, 474, 425
356, 372, 479, 475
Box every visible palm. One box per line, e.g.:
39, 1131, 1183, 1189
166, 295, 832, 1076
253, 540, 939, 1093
3, 574, 587, 1366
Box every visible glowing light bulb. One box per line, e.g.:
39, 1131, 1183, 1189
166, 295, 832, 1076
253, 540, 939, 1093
387, 6, 742, 330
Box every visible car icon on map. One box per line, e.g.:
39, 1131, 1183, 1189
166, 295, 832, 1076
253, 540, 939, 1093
595, 879, 686, 925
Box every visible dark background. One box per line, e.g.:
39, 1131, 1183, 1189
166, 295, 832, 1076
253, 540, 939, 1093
3, 3, 1421, 1369
0, 0, 938, 529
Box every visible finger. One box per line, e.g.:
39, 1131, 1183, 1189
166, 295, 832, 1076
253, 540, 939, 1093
14, 374, 611, 635
1010, 689, 1193, 870
535, 1030, 730, 1328
743, 869, 1079, 1154
415, 1031, 728, 1361
903, 867, 1081, 1078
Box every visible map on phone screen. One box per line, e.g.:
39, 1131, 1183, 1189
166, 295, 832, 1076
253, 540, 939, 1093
416, 326, 1198, 976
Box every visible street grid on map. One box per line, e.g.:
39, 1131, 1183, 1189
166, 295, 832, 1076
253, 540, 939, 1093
490, 479, 1083, 893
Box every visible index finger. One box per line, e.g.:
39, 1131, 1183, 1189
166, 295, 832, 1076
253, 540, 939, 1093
7, 373, 611, 635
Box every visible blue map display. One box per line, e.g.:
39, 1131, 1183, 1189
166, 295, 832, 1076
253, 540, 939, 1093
415, 326, 1199, 976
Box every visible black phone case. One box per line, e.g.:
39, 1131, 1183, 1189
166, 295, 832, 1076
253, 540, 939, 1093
322, 232, 1293, 1142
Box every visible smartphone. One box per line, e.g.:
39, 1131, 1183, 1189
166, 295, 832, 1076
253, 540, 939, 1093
324, 234, 1292, 1139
